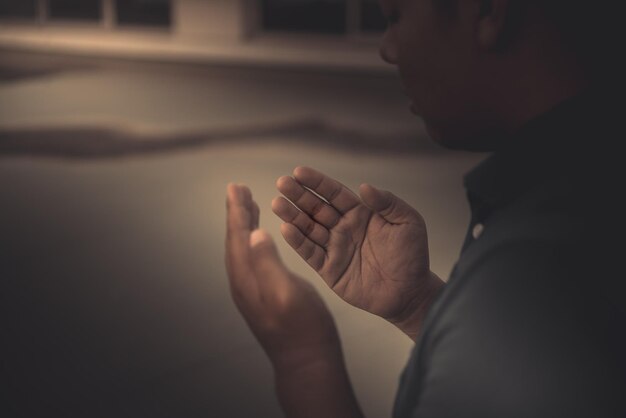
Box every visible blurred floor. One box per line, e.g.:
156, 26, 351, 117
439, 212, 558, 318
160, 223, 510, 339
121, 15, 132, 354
0, 50, 485, 417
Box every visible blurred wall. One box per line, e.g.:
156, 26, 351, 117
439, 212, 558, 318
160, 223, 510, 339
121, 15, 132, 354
175, 0, 251, 40
0, 0, 387, 72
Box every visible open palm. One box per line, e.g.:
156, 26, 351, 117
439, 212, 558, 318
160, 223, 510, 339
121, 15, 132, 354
272, 166, 435, 323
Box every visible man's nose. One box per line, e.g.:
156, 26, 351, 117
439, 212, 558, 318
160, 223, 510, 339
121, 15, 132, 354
379, 31, 398, 65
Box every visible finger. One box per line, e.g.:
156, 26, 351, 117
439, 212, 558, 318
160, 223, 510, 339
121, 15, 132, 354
225, 183, 257, 295
276, 175, 341, 229
280, 223, 327, 273
251, 200, 260, 230
292, 166, 361, 215
226, 183, 252, 245
359, 184, 420, 225
239, 183, 252, 203
272, 196, 330, 248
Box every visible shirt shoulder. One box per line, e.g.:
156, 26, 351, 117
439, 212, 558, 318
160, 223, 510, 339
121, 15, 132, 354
397, 238, 625, 418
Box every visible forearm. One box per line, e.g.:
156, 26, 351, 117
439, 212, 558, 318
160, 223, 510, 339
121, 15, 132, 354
273, 348, 364, 418
389, 271, 445, 341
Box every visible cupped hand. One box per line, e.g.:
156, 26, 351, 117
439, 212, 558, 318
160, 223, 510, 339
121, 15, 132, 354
272, 167, 443, 338
225, 183, 342, 371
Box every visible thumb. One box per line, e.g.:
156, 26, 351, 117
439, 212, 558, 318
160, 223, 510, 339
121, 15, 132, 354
359, 184, 419, 225
249, 229, 288, 278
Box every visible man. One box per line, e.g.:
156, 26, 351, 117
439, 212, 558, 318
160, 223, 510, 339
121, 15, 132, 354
225, 0, 624, 417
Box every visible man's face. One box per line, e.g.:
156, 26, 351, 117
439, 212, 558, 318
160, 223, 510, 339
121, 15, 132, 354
378, 0, 495, 150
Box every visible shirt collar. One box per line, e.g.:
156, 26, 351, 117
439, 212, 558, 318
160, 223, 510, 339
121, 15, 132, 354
462, 90, 601, 219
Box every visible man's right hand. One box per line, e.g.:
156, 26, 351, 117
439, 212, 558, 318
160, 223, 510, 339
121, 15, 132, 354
272, 167, 444, 341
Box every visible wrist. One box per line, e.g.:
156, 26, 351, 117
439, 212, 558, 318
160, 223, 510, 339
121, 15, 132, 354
273, 347, 364, 418
388, 271, 445, 341
271, 339, 344, 377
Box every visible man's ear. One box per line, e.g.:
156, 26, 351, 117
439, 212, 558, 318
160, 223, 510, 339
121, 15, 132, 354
475, 0, 517, 51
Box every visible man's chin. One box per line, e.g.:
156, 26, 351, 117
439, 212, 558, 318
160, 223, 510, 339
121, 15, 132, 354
423, 121, 501, 153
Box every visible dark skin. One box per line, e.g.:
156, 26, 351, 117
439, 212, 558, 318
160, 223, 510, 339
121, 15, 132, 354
225, 1, 589, 416
225, 184, 364, 418
273, 168, 443, 340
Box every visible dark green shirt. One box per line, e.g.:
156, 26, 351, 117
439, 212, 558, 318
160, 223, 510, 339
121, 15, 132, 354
393, 91, 626, 418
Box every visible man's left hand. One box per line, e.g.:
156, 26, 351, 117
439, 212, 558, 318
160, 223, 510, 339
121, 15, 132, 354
225, 183, 341, 372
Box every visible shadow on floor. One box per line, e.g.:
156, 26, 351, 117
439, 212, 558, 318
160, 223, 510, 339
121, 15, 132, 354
0, 119, 442, 160
0, 49, 96, 84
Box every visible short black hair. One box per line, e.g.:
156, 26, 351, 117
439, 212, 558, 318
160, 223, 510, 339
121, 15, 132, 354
432, 0, 458, 17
